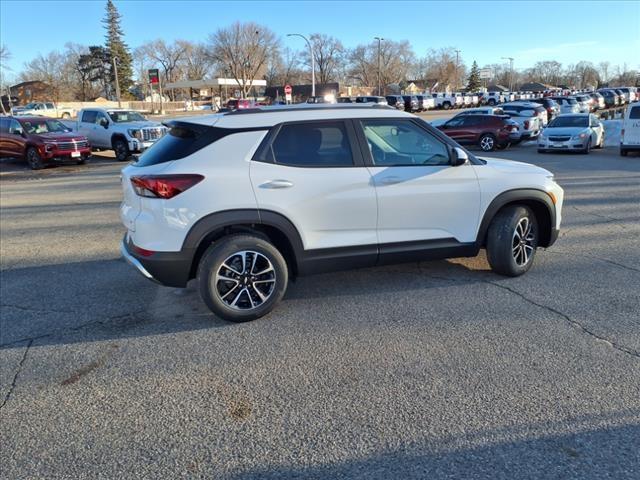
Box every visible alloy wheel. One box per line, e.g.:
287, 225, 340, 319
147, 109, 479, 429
480, 135, 495, 151
512, 217, 535, 266
214, 250, 276, 310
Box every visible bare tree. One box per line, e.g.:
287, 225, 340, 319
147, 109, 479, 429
178, 41, 213, 80
207, 21, 279, 97
598, 61, 610, 85
300, 33, 344, 84
0, 44, 11, 113
139, 39, 187, 99
348, 40, 415, 93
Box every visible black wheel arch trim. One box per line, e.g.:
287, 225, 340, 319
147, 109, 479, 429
476, 188, 557, 248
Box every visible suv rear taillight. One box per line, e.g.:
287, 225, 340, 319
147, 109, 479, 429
131, 174, 204, 199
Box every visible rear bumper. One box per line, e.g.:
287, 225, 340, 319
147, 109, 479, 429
121, 234, 193, 288
620, 144, 640, 152
548, 227, 560, 247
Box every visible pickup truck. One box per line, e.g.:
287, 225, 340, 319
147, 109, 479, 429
432, 92, 463, 110
76, 108, 167, 161
11, 102, 75, 119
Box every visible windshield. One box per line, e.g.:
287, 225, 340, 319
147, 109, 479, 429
548, 116, 588, 128
567, 98, 578, 105
21, 119, 70, 134
108, 111, 147, 122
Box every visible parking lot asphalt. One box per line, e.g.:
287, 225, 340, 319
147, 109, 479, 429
1, 145, 639, 479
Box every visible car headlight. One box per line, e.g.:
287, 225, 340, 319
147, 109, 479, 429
127, 129, 142, 140
572, 132, 588, 140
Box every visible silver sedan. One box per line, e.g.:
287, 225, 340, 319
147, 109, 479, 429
537, 114, 605, 154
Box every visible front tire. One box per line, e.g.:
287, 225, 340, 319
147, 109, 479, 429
26, 147, 44, 170
197, 234, 288, 322
620, 148, 628, 157
112, 138, 130, 162
486, 205, 539, 277
582, 138, 591, 154
479, 133, 497, 152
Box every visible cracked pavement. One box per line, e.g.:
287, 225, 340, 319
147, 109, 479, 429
1, 147, 639, 479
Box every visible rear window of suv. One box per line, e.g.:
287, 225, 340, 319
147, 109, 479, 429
270, 121, 354, 167
134, 123, 265, 167
629, 106, 640, 119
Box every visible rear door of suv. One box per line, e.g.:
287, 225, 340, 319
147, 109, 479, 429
250, 120, 378, 256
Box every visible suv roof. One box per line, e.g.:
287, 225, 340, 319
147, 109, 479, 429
180, 104, 409, 129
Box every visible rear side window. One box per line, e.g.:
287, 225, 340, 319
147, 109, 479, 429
271, 121, 354, 167
134, 124, 251, 167
630, 107, 640, 119
81, 110, 97, 123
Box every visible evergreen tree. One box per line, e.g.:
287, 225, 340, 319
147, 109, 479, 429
102, 0, 133, 98
467, 60, 481, 91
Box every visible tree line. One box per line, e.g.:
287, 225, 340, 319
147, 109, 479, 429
1, 0, 637, 102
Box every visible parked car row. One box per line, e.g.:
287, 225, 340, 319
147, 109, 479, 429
0, 107, 168, 169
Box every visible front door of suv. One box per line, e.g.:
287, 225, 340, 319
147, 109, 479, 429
356, 118, 481, 247
250, 120, 378, 256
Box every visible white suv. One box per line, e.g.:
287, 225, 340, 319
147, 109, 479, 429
120, 105, 564, 322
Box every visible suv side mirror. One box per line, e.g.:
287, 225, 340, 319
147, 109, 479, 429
451, 147, 468, 166
99, 117, 109, 128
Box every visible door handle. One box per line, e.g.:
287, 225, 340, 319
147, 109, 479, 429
259, 179, 294, 189
378, 176, 402, 186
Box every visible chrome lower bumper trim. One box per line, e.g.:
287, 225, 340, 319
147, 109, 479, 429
120, 239, 157, 283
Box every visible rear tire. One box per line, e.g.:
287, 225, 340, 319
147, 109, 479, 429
197, 234, 288, 322
26, 147, 44, 170
486, 205, 539, 277
443, 102, 451, 110
537, 149, 546, 154
61, 112, 71, 119
620, 148, 628, 157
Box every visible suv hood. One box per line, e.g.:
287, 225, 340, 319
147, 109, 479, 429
480, 157, 551, 176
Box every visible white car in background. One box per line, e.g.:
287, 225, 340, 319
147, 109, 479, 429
538, 114, 604, 154
550, 97, 581, 115
484, 92, 504, 105
620, 103, 640, 156
501, 102, 545, 139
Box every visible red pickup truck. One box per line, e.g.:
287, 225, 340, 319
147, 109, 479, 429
0, 116, 91, 169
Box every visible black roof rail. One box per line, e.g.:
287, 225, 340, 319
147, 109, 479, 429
223, 104, 394, 116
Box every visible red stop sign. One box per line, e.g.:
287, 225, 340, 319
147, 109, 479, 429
284, 84, 292, 95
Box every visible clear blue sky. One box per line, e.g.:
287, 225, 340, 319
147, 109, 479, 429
1, 0, 639, 79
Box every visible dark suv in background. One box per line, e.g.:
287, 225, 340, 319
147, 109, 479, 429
436, 114, 519, 151
402, 95, 420, 113
530, 97, 560, 121
385, 95, 405, 111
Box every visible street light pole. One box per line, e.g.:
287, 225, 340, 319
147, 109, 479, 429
502, 57, 514, 91
374, 37, 384, 95
112, 56, 121, 108
454, 49, 461, 91
287, 33, 315, 97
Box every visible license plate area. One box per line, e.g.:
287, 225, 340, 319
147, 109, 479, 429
71, 151, 81, 158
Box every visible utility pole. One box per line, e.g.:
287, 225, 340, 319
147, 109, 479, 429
454, 49, 461, 91
287, 33, 315, 97
502, 57, 514, 91
112, 56, 121, 108
375, 37, 384, 96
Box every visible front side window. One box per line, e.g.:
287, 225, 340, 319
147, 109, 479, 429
629, 106, 640, 119
360, 119, 450, 167
271, 121, 354, 167
45, 103, 55, 109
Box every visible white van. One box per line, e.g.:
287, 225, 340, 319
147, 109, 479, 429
620, 103, 640, 156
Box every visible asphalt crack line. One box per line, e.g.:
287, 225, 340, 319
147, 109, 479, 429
0, 339, 33, 410
0, 311, 147, 349
570, 205, 631, 230
485, 280, 640, 360
415, 262, 640, 359
546, 250, 640, 273
1, 303, 77, 315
